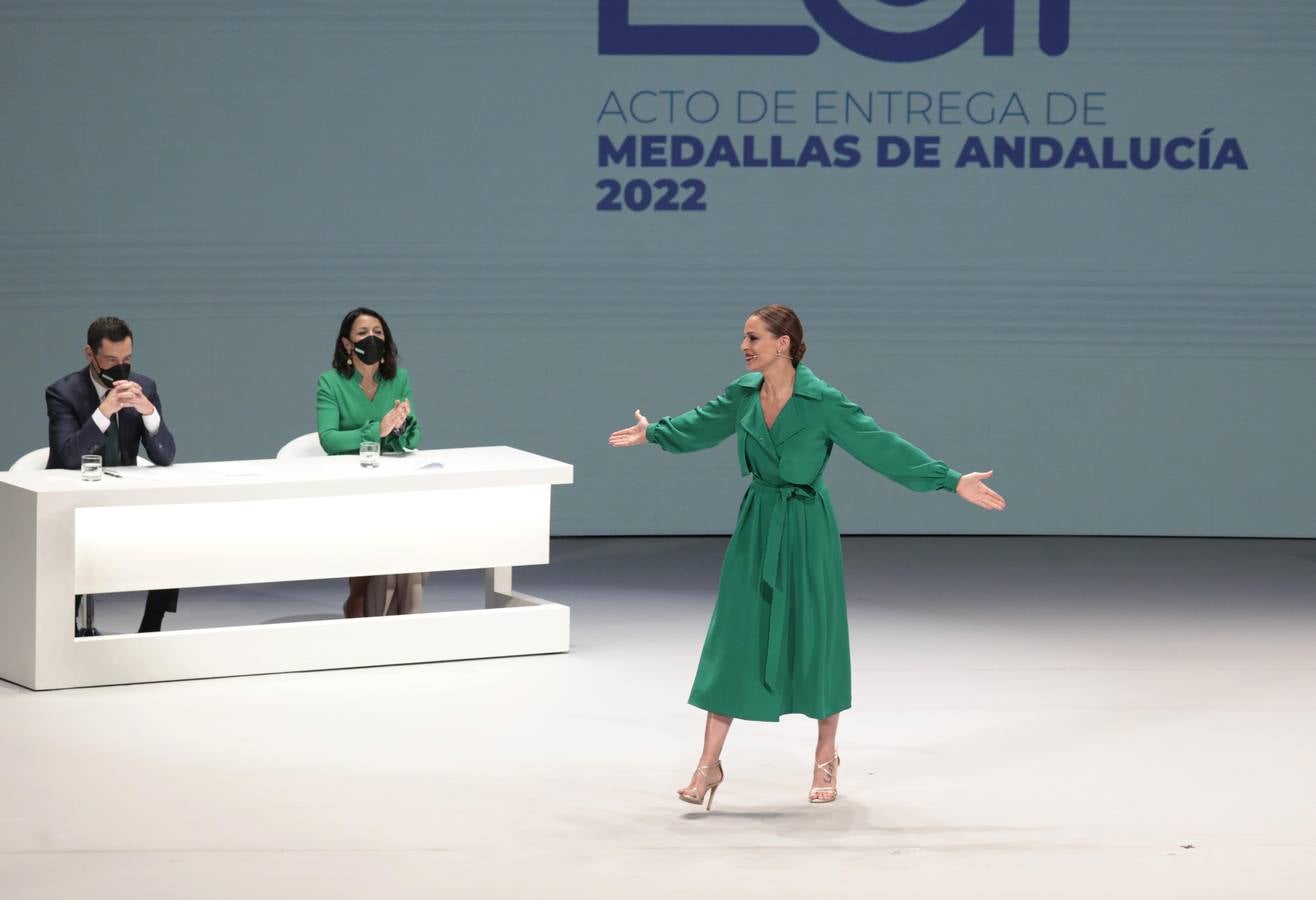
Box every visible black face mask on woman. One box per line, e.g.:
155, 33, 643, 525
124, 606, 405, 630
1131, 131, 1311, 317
352, 336, 386, 366
96, 362, 131, 388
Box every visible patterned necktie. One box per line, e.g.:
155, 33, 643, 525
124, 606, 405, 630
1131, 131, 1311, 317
103, 415, 122, 467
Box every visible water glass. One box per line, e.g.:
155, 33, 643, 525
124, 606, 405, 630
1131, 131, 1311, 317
81, 454, 103, 482
359, 441, 380, 468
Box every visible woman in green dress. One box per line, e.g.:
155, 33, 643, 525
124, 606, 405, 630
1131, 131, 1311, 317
608, 305, 1004, 808
317, 307, 423, 617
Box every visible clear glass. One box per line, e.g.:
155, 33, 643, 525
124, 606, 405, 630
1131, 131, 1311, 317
359, 441, 380, 468
81, 454, 102, 482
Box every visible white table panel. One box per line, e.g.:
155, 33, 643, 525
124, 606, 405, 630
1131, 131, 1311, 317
74, 484, 549, 593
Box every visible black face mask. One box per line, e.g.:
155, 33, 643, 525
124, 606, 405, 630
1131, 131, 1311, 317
96, 362, 130, 388
352, 335, 386, 366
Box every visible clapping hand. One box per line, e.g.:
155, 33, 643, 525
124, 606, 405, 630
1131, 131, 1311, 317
380, 399, 411, 436
608, 410, 650, 447
955, 471, 1006, 511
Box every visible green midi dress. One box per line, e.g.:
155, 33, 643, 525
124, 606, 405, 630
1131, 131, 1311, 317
647, 365, 961, 722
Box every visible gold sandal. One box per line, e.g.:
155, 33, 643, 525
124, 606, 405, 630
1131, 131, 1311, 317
809, 754, 840, 803
677, 761, 724, 811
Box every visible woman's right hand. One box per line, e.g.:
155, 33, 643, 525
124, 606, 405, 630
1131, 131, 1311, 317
379, 401, 406, 437
608, 409, 650, 447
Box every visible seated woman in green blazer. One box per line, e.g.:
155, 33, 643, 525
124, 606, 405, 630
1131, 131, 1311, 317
317, 307, 424, 617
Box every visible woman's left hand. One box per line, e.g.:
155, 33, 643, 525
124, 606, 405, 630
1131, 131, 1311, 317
956, 471, 1006, 510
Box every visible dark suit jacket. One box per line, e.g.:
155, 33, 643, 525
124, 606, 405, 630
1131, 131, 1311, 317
45, 368, 176, 470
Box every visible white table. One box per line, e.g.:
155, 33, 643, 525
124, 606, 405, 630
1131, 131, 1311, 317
0, 447, 573, 689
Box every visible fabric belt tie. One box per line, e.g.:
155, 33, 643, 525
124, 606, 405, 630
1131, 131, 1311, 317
752, 477, 819, 691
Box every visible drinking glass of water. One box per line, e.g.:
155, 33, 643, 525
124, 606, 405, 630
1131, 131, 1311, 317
81, 454, 103, 482
359, 441, 380, 468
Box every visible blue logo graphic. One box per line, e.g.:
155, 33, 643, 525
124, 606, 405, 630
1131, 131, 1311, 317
599, 0, 1070, 62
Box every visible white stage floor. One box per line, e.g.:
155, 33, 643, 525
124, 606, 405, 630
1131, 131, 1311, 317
2, 536, 1314, 899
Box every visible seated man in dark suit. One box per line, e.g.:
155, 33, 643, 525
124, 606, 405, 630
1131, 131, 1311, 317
45, 315, 180, 633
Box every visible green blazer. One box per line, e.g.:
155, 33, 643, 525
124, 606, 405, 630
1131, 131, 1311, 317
316, 368, 421, 455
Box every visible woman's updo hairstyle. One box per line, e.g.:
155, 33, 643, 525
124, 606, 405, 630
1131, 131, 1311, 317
750, 304, 807, 368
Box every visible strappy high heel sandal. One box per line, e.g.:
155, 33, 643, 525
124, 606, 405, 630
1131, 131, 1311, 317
809, 753, 840, 803
677, 760, 724, 811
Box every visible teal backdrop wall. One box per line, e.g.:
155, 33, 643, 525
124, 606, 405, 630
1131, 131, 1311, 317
2, 2, 1312, 535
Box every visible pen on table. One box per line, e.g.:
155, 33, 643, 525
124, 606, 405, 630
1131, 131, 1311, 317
103, 470, 123, 478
